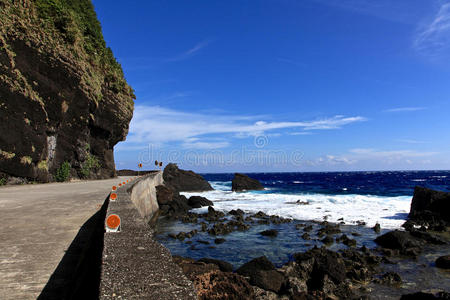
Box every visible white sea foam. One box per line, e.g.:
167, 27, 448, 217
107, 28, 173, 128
411, 179, 427, 182
182, 187, 412, 229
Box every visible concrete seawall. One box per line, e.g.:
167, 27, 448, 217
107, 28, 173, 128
129, 171, 163, 224
100, 172, 197, 299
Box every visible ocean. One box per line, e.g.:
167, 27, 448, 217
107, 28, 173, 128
155, 170, 450, 270
184, 170, 450, 229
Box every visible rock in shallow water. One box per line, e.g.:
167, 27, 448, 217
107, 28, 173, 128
231, 173, 264, 191
163, 163, 213, 192
435, 255, 450, 269
374, 230, 423, 255
400, 290, 450, 300
408, 186, 450, 228
260, 229, 278, 237
188, 196, 213, 208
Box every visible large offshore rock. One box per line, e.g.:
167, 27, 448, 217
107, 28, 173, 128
231, 173, 264, 191
408, 186, 450, 226
163, 163, 212, 192
0, 1, 134, 182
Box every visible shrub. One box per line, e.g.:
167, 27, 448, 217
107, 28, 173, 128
0, 177, 6, 186
80, 154, 100, 178
55, 161, 71, 182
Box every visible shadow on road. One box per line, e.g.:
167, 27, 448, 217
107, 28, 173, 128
38, 196, 109, 300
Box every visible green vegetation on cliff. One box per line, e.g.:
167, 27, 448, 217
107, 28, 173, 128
0, 0, 135, 182
33, 0, 134, 100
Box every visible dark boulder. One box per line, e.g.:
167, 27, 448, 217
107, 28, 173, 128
236, 256, 284, 293
373, 223, 381, 234
321, 235, 334, 245
163, 163, 213, 192
198, 258, 233, 272
229, 209, 244, 216
156, 185, 174, 206
188, 196, 213, 208
293, 247, 347, 290
214, 238, 226, 244
231, 173, 264, 191
408, 186, 450, 226
374, 230, 423, 255
260, 229, 278, 237
435, 255, 450, 269
400, 290, 450, 300
194, 271, 254, 300
162, 193, 191, 217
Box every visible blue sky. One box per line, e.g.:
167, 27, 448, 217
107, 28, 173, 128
92, 0, 450, 172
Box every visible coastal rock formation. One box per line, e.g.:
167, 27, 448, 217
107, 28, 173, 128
408, 186, 450, 227
173, 256, 254, 300
188, 196, 213, 208
194, 271, 255, 300
163, 163, 213, 192
400, 290, 450, 300
0, 0, 134, 182
231, 173, 264, 191
374, 230, 423, 256
236, 256, 284, 293
156, 185, 174, 206
435, 255, 450, 269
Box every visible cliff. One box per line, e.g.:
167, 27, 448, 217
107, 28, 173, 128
0, 0, 134, 182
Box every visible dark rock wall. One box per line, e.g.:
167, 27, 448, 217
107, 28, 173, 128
0, 0, 134, 182
163, 163, 213, 192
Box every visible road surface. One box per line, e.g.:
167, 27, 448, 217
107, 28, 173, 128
0, 177, 129, 299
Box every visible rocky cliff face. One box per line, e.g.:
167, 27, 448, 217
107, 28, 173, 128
0, 0, 134, 182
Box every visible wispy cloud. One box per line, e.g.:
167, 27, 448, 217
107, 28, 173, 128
414, 3, 450, 59
290, 131, 314, 136
309, 148, 438, 167
166, 40, 211, 62
395, 139, 427, 144
122, 105, 366, 149
349, 148, 437, 158
383, 107, 426, 113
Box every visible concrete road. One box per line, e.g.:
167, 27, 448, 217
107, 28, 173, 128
0, 177, 131, 300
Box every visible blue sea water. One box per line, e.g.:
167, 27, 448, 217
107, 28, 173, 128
179, 170, 450, 229
201, 170, 450, 197
155, 170, 450, 295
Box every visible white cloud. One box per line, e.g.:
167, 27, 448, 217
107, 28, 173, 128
308, 148, 439, 167
124, 105, 366, 149
395, 139, 427, 144
383, 107, 426, 113
290, 131, 314, 136
349, 148, 437, 158
414, 3, 450, 59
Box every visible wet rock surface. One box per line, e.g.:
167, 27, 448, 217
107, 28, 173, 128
436, 255, 450, 269
155, 195, 450, 299
188, 196, 214, 208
